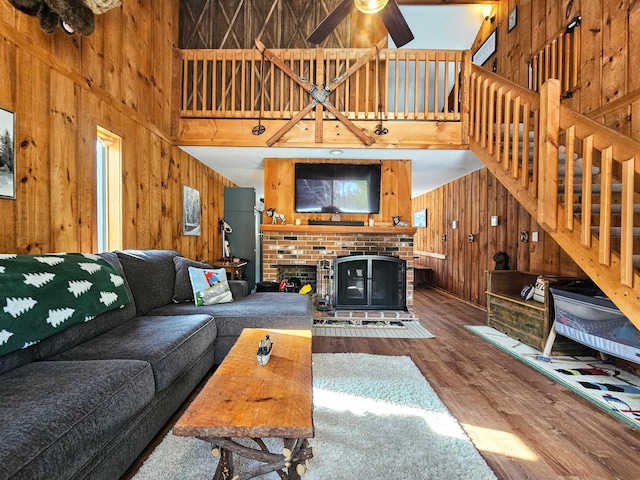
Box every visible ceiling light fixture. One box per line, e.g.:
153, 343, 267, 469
354, 0, 389, 15
329, 149, 343, 155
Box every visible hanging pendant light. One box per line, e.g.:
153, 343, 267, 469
354, 0, 389, 15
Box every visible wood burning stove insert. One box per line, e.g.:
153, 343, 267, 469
334, 255, 406, 310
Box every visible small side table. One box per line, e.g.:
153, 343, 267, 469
210, 260, 248, 280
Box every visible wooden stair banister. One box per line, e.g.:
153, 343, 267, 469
538, 79, 560, 232
468, 65, 640, 328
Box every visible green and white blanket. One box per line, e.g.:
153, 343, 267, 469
0, 253, 132, 356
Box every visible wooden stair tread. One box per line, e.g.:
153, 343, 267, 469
574, 203, 640, 214
591, 226, 640, 237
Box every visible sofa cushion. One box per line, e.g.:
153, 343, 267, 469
229, 280, 250, 299
172, 256, 211, 303
0, 359, 155, 480
99, 251, 138, 313
116, 250, 180, 315
151, 292, 313, 337
51, 314, 216, 392
188, 267, 234, 305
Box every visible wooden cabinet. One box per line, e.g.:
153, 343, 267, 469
485, 271, 589, 355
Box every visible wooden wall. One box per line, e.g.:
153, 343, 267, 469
412, 168, 584, 307
473, 0, 640, 140
263, 158, 411, 226
0, 2, 235, 259
179, 0, 385, 49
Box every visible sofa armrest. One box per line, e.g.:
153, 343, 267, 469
229, 280, 250, 298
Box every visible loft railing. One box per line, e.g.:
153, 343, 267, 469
468, 64, 640, 326
179, 47, 467, 122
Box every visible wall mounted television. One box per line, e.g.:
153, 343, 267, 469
294, 162, 382, 214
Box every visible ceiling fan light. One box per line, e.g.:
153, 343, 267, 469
354, 0, 389, 15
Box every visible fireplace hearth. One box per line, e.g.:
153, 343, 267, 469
334, 255, 406, 310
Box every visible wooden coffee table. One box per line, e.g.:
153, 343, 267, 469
173, 328, 314, 480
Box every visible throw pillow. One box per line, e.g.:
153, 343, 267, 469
115, 250, 181, 315
188, 267, 234, 306
173, 257, 211, 303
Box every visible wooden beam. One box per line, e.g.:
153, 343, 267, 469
255, 39, 383, 146
178, 118, 464, 148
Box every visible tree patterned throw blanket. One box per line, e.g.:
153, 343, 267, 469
0, 253, 132, 356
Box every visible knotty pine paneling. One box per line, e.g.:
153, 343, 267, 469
15, 51, 51, 254
0, 3, 236, 258
474, 0, 640, 141
412, 168, 584, 308
263, 158, 411, 227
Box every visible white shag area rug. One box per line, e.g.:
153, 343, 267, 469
133, 353, 495, 480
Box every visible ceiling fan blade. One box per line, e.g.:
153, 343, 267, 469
381, 0, 414, 48
307, 0, 354, 44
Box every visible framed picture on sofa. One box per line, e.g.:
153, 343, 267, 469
0, 107, 15, 199
182, 185, 201, 236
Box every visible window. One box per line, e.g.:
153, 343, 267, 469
96, 127, 122, 252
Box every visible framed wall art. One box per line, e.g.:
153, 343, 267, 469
413, 209, 427, 228
0, 107, 15, 199
182, 185, 202, 236
472, 29, 497, 67
508, 6, 518, 32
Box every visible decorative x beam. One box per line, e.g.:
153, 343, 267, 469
254, 38, 387, 147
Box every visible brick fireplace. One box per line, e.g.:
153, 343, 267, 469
260, 225, 416, 320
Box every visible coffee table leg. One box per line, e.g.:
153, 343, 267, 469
212, 447, 233, 480
206, 437, 312, 480
287, 438, 311, 480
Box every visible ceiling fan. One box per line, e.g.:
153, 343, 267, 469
307, 0, 414, 48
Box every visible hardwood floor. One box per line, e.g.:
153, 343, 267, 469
122, 287, 640, 480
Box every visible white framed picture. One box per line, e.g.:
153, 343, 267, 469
472, 29, 497, 67
413, 209, 427, 228
0, 107, 15, 199
182, 185, 201, 236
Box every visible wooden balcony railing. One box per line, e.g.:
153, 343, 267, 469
180, 47, 467, 122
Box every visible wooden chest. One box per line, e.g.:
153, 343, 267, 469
485, 271, 590, 355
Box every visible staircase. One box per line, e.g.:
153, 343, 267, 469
468, 66, 640, 328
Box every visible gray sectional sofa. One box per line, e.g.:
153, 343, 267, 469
0, 249, 313, 480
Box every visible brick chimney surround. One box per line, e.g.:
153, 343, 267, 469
260, 224, 417, 321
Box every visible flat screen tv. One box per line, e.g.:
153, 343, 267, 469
294, 162, 382, 214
